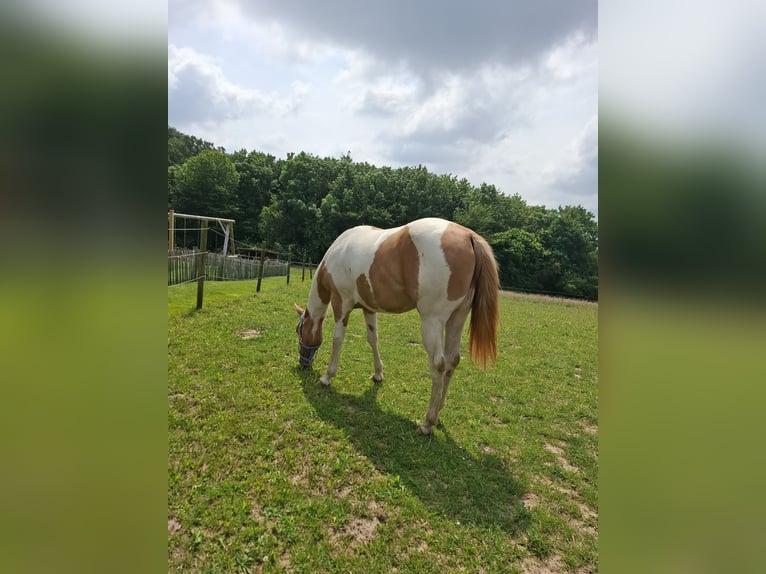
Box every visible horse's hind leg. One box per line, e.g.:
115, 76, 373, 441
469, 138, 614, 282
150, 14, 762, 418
417, 316, 447, 435
363, 310, 384, 382
440, 296, 472, 411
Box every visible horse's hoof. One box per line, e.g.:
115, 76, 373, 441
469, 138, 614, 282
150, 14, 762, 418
416, 424, 432, 435
372, 373, 384, 383
319, 376, 331, 386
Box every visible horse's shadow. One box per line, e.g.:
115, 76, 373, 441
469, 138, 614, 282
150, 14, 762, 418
296, 368, 529, 533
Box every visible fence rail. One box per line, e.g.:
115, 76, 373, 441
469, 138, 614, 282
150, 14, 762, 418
168, 249, 289, 286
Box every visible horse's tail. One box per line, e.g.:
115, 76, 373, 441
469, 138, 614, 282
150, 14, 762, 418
468, 233, 499, 369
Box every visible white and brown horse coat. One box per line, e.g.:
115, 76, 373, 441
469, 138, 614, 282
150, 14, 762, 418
295, 217, 499, 434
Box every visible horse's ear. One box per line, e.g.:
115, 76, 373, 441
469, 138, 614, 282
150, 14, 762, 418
294, 304, 305, 316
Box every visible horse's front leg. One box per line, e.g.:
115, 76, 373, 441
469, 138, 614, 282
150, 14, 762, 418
363, 310, 384, 382
320, 315, 348, 386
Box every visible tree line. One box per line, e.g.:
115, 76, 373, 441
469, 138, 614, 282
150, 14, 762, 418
168, 126, 598, 300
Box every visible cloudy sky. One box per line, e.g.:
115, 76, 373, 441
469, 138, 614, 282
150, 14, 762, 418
169, 0, 598, 216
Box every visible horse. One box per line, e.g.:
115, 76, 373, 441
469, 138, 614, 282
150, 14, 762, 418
294, 217, 499, 435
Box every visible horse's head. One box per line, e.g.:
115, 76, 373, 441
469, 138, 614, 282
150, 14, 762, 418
294, 304, 321, 368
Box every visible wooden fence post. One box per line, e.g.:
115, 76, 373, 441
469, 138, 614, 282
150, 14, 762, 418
168, 209, 175, 252
256, 244, 266, 293
286, 248, 291, 285
196, 222, 208, 309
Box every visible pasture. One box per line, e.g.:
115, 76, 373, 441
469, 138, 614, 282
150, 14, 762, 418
168, 272, 598, 573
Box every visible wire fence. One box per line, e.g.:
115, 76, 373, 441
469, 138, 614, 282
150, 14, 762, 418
168, 249, 291, 286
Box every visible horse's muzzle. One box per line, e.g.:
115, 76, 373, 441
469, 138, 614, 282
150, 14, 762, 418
298, 342, 320, 368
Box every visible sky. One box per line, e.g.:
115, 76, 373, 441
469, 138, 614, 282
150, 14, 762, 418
168, 0, 599, 217
600, 0, 766, 154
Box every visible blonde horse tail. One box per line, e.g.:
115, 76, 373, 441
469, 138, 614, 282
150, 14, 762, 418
468, 233, 500, 369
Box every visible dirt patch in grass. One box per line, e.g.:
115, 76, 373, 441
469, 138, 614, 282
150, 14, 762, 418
536, 476, 598, 537
537, 476, 577, 498
544, 443, 580, 474
329, 515, 380, 551
328, 499, 389, 555
579, 504, 597, 522
533, 476, 597, 539
237, 328, 263, 339
572, 509, 597, 537
520, 555, 566, 573
522, 492, 540, 510
250, 502, 265, 523
277, 550, 292, 570
168, 515, 182, 535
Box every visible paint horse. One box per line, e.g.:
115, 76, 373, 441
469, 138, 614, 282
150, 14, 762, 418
295, 217, 499, 435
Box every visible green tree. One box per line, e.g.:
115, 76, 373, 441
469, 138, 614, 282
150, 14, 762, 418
171, 150, 240, 218
230, 149, 277, 245
544, 206, 598, 299
491, 228, 548, 291
168, 126, 220, 166
259, 152, 332, 260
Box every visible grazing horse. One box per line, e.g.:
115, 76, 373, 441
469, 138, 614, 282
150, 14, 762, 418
294, 217, 499, 435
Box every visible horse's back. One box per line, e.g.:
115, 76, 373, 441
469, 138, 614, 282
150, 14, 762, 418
321, 218, 478, 315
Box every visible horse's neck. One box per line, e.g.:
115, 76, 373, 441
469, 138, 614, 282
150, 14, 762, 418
306, 276, 329, 319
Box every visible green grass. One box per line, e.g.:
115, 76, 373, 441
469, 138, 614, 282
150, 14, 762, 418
168, 271, 598, 572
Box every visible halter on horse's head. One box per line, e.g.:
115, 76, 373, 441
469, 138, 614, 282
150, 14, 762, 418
295, 309, 321, 368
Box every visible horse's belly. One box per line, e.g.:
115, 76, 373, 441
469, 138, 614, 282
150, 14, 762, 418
351, 271, 415, 314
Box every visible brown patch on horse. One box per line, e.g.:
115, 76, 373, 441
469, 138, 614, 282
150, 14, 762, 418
300, 309, 323, 347
366, 226, 419, 313
295, 301, 324, 348
317, 259, 345, 322
315, 261, 332, 305
441, 223, 476, 301
355, 273, 378, 309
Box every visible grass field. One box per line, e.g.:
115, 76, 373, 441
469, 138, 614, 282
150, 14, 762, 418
168, 271, 598, 573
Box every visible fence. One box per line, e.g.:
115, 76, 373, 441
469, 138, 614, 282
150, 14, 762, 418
168, 249, 289, 286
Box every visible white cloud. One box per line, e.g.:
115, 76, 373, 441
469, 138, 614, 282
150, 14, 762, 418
168, 45, 309, 125
543, 116, 597, 182
541, 115, 598, 211
230, 0, 597, 73
544, 30, 597, 81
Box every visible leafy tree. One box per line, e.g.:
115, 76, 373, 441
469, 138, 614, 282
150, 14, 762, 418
259, 152, 332, 259
229, 149, 277, 245
167, 164, 181, 209
543, 206, 598, 299
171, 150, 239, 218
455, 184, 520, 236
168, 125, 221, 166
491, 228, 548, 292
